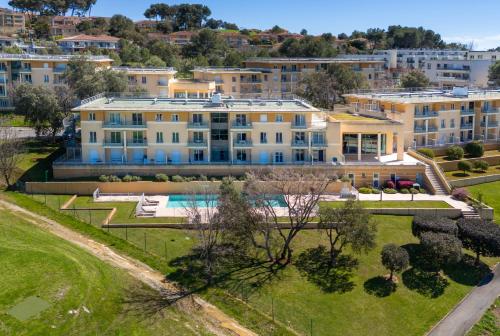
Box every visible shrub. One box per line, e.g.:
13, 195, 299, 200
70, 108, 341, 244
400, 188, 409, 194
210, 177, 218, 182
446, 145, 464, 160
155, 173, 169, 182
381, 244, 409, 281
371, 188, 381, 194
131, 175, 142, 182
419, 188, 427, 194
383, 188, 397, 194
412, 215, 458, 237
464, 141, 484, 158
198, 175, 208, 181
358, 187, 372, 194
98, 175, 109, 182
420, 232, 462, 272
473, 160, 489, 172
171, 175, 184, 182
417, 148, 435, 158
410, 188, 419, 194
458, 160, 473, 174
122, 174, 133, 182
457, 218, 500, 264
109, 175, 121, 182
451, 188, 469, 201
340, 175, 351, 183
397, 180, 414, 189
385, 180, 395, 189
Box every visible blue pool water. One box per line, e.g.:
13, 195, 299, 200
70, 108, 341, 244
166, 194, 287, 208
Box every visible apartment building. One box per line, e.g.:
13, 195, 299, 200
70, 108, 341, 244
57, 34, 120, 53
0, 8, 25, 35
53, 93, 419, 186
344, 88, 500, 148
0, 54, 113, 108
423, 59, 493, 88
50, 16, 86, 37
466, 51, 500, 61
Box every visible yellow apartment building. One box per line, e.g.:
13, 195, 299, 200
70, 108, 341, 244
344, 88, 500, 148
0, 8, 25, 35
0, 54, 113, 109
53, 94, 420, 188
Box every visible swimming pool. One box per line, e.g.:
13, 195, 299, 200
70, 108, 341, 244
165, 194, 287, 208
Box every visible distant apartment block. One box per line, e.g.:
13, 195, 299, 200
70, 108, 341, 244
57, 34, 120, 52
423, 59, 493, 88
50, 16, 86, 37
0, 8, 25, 35
345, 88, 500, 148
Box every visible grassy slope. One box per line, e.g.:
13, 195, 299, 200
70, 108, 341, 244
0, 208, 211, 336
320, 200, 451, 209
467, 297, 499, 336
466, 181, 500, 223
445, 165, 500, 180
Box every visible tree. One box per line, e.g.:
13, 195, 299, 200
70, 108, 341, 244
464, 141, 484, 158
109, 15, 135, 38
319, 200, 377, 265
204, 18, 222, 29
270, 25, 286, 34
0, 119, 24, 187
445, 145, 464, 160
381, 244, 409, 281
64, 56, 105, 99
172, 4, 211, 31
147, 40, 179, 66
279, 36, 337, 58
182, 29, 228, 58
144, 55, 166, 67
457, 218, 500, 265
489, 61, 500, 86
473, 160, 489, 172
420, 232, 462, 274
458, 160, 472, 175
297, 64, 367, 109
411, 215, 458, 237
300, 29, 308, 36
400, 70, 430, 88
100, 68, 127, 93
144, 3, 171, 21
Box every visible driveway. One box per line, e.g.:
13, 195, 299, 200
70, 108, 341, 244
427, 264, 500, 336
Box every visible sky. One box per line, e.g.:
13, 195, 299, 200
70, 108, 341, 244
2, 0, 499, 50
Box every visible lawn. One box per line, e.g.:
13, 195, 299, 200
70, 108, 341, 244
0, 207, 212, 336
445, 165, 500, 180
0, 112, 29, 127
435, 149, 500, 162
467, 181, 500, 223
467, 297, 499, 336
320, 200, 451, 208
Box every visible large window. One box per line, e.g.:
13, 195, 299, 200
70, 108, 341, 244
211, 113, 228, 123
211, 129, 228, 141
236, 149, 247, 161
110, 132, 121, 143
342, 134, 386, 155
89, 131, 96, 143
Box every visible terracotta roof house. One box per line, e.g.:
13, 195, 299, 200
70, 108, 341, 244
57, 34, 120, 52
166, 31, 196, 45
219, 31, 249, 48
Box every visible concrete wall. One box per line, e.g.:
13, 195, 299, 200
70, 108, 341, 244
438, 155, 500, 172
450, 174, 500, 187
367, 208, 462, 218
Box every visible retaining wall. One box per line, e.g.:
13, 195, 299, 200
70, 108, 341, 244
450, 174, 500, 187
438, 155, 500, 172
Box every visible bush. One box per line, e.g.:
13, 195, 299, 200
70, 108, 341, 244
98, 175, 109, 182
473, 160, 489, 172
155, 173, 169, 182
412, 215, 458, 237
410, 188, 419, 194
340, 175, 351, 183
131, 175, 142, 182
383, 188, 397, 194
451, 188, 469, 201
171, 175, 184, 182
458, 160, 473, 174
397, 180, 414, 189
417, 148, 435, 158
464, 141, 484, 158
385, 180, 395, 189
371, 188, 381, 194
400, 188, 409, 194
358, 187, 372, 194
457, 218, 500, 263
446, 145, 464, 160
108, 175, 121, 182
419, 188, 427, 194
198, 175, 208, 181
122, 174, 133, 182
210, 177, 218, 182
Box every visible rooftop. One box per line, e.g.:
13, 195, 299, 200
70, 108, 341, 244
59, 34, 120, 42
344, 88, 500, 103
0, 53, 113, 62
113, 66, 176, 74
244, 57, 385, 64
329, 112, 401, 124
73, 95, 319, 112
192, 66, 271, 74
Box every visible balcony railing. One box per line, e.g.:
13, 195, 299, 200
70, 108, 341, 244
460, 109, 475, 115
427, 126, 438, 132
482, 108, 499, 114
480, 121, 499, 127
103, 121, 147, 128
460, 123, 474, 129
187, 121, 209, 129
414, 111, 439, 118
291, 140, 308, 147
291, 122, 307, 129
311, 141, 328, 147
103, 141, 124, 147
187, 140, 208, 147
233, 139, 253, 147
231, 121, 252, 129
128, 141, 148, 147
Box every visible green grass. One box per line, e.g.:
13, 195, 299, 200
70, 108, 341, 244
0, 112, 29, 127
0, 207, 212, 335
467, 297, 499, 336
320, 200, 451, 209
435, 150, 500, 162
467, 181, 500, 223
445, 166, 500, 180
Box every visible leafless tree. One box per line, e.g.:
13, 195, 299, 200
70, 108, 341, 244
244, 169, 333, 267
0, 119, 24, 187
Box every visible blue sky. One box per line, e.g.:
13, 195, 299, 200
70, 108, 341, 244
2, 0, 499, 49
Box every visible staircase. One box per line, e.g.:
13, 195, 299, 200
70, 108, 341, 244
424, 165, 447, 195
462, 208, 481, 219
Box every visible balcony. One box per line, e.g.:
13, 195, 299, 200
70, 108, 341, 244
240, 79, 262, 84
53, 67, 66, 73
231, 121, 252, 129
128, 140, 148, 148
427, 126, 438, 132
311, 141, 328, 148
291, 122, 307, 129
482, 108, 499, 114
460, 123, 474, 130
157, 80, 168, 86
460, 109, 475, 116
414, 127, 426, 133
480, 121, 499, 127
187, 140, 208, 148
103, 141, 124, 147
233, 139, 253, 148
103, 121, 147, 129
187, 121, 209, 129
0, 78, 7, 84
291, 139, 308, 148
414, 111, 439, 118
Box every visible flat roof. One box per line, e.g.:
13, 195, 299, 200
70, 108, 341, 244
113, 66, 176, 74
244, 57, 384, 64
0, 53, 113, 62
73, 97, 319, 112
192, 67, 271, 74
329, 112, 401, 124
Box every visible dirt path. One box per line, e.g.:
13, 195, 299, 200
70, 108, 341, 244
0, 199, 258, 336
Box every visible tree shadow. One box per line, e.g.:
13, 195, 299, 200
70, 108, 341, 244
443, 254, 491, 286
451, 172, 470, 178
294, 245, 357, 293
402, 268, 449, 298
364, 276, 397, 297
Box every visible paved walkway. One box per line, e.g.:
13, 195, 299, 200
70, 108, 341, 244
427, 264, 500, 336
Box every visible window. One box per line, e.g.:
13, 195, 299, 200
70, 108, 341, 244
193, 149, 204, 161
192, 113, 203, 124
211, 129, 228, 140
172, 132, 179, 143
193, 131, 203, 143
451, 103, 455, 110
294, 114, 305, 126
211, 113, 228, 123
275, 132, 283, 144
312, 132, 324, 144
450, 119, 455, 128
236, 149, 247, 161
132, 131, 144, 143
132, 113, 143, 125
88, 112, 96, 121
142, 76, 147, 84
89, 131, 96, 143
260, 114, 268, 122
260, 132, 267, 144
156, 132, 163, 143
155, 113, 163, 121
441, 120, 446, 128
110, 132, 121, 143
294, 149, 305, 162
43, 74, 49, 83
274, 152, 283, 163
171, 114, 179, 122
275, 114, 283, 122
232, 76, 236, 82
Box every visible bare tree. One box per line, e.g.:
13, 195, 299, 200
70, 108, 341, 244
244, 169, 333, 267
0, 119, 24, 187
